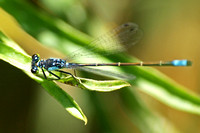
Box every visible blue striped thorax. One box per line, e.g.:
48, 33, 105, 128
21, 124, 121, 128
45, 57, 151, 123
44, 58, 66, 71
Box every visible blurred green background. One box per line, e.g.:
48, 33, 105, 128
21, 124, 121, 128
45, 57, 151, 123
0, 0, 200, 133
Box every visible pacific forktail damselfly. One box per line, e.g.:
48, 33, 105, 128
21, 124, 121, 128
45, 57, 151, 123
31, 23, 192, 80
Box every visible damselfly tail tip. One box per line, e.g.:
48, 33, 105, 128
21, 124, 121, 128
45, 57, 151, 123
171, 60, 192, 66
186, 60, 192, 66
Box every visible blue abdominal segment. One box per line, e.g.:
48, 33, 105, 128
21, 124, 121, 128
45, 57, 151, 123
171, 60, 192, 66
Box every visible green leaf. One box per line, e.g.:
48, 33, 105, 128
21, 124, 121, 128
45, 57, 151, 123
0, 32, 87, 124
136, 77, 200, 114
0, 28, 130, 124
41, 80, 87, 124
58, 77, 131, 92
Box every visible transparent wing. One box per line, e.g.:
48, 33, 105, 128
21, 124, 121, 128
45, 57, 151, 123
65, 22, 143, 62
77, 67, 136, 80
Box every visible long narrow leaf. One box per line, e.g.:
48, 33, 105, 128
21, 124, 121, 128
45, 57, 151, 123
0, 32, 88, 124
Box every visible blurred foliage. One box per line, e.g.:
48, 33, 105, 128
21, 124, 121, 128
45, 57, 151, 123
0, 0, 200, 133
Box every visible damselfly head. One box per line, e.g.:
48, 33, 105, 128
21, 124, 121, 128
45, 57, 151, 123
31, 54, 40, 74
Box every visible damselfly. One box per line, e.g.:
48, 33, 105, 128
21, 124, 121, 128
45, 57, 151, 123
31, 23, 192, 80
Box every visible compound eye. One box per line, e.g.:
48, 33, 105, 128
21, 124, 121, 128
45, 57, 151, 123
31, 66, 39, 74
32, 54, 40, 62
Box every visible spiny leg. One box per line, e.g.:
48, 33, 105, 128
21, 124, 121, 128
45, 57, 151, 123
47, 71, 61, 79
41, 68, 47, 79
55, 70, 75, 79
55, 70, 80, 84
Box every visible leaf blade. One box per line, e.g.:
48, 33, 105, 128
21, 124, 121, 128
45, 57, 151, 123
58, 77, 131, 92
0, 32, 87, 124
